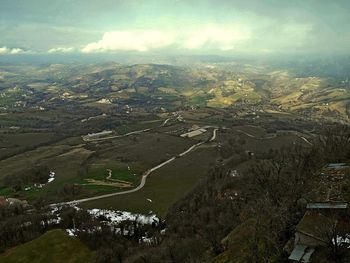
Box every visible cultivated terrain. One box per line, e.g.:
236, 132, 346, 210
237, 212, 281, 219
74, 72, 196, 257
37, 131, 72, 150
0, 58, 349, 262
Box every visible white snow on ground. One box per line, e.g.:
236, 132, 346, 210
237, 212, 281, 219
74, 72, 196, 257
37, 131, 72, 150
48, 171, 55, 183
160, 228, 167, 235
139, 237, 153, 244
333, 235, 350, 248
49, 205, 162, 242
41, 217, 61, 226
26, 171, 56, 190
66, 229, 76, 237
87, 208, 159, 225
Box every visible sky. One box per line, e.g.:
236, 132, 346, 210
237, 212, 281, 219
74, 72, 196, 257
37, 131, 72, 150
0, 0, 349, 56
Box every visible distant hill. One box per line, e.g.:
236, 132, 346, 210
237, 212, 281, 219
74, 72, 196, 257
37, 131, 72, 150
0, 62, 348, 122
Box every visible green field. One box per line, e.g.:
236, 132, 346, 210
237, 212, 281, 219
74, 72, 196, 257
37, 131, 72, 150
82, 146, 218, 217
0, 132, 56, 159
72, 163, 142, 194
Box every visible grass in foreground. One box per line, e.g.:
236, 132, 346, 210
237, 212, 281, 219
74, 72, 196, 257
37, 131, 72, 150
0, 229, 93, 263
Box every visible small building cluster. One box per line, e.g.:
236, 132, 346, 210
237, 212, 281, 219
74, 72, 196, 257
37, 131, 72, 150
82, 130, 113, 141
180, 125, 207, 138
180, 128, 207, 138
0, 196, 31, 209
288, 163, 350, 262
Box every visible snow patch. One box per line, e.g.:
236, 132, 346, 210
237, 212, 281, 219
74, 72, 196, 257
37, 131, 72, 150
48, 171, 55, 183
333, 235, 350, 248
87, 208, 159, 225
66, 229, 77, 237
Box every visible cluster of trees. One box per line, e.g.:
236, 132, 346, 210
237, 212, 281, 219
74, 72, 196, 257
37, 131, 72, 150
0, 125, 348, 262
0, 204, 55, 252
119, 125, 349, 262
32, 183, 92, 207
2, 165, 50, 192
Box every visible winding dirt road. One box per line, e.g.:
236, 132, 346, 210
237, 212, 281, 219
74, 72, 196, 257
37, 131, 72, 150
83, 118, 171, 142
236, 129, 313, 145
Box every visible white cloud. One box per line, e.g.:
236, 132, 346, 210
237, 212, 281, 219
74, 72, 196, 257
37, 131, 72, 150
81, 25, 251, 53
0, 46, 27, 55
48, 47, 75, 53
182, 26, 250, 51
10, 48, 24, 54
0, 47, 8, 54
82, 30, 175, 53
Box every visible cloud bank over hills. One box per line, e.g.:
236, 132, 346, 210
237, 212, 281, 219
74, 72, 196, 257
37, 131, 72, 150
81, 25, 250, 53
0, 0, 349, 56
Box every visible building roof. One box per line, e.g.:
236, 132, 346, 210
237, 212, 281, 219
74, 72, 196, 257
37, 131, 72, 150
306, 202, 348, 209
302, 247, 315, 262
326, 163, 349, 169
289, 244, 315, 262
180, 128, 206, 138
296, 211, 333, 242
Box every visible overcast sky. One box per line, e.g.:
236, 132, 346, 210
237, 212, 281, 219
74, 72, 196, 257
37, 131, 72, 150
0, 0, 349, 56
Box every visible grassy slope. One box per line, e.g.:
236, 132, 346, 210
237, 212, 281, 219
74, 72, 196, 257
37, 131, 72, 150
82, 146, 217, 217
213, 219, 256, 263
0, 229, 93, 263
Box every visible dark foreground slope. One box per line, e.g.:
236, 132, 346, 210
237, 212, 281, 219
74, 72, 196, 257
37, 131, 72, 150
0, 229, 93, 263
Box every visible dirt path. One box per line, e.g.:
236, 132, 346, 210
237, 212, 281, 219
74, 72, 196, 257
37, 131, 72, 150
83, 118, 171, 142
236, 129, 313, 146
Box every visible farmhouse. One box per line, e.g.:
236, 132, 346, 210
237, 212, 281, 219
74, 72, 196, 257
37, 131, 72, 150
87, 130, 112, 138
84, 130, 113, 140
289, 202, 349, 262
320, 163, 350, 178
7, 198, 29, 207
288, 245, 315, 263
306, 202, 348, 210
288, 162, 350, 262
180, 128, 207, 138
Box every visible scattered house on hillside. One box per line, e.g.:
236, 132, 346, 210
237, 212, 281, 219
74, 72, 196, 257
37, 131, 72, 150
180, 128, 207, 138
83, 130, 113, 140
0, 196, 28, 207
318, 163, 350, 201
97, 98, 112, 104
289, 202, 349, 262
289, 245, 315, 263
289, 163, 350, 262
306, 202, 348, 210
326, 163, 350, 169
191, 124, 201, 130
289, 211, 331, 262
227, 169, 239, 177
321, 163, 350, 178
7, 198, 29, 207
293, 211, 332, 247
245, 150, 255, 158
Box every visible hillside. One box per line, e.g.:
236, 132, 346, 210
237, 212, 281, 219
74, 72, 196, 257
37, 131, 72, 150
0, 230, 93, 263
0, 63, 348, 122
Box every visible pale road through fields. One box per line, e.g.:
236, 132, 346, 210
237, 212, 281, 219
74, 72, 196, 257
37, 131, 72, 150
52, 126, 311, 207
83, 118, 171, 142
236, 129, 313, 146
52, 128, 219, 206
